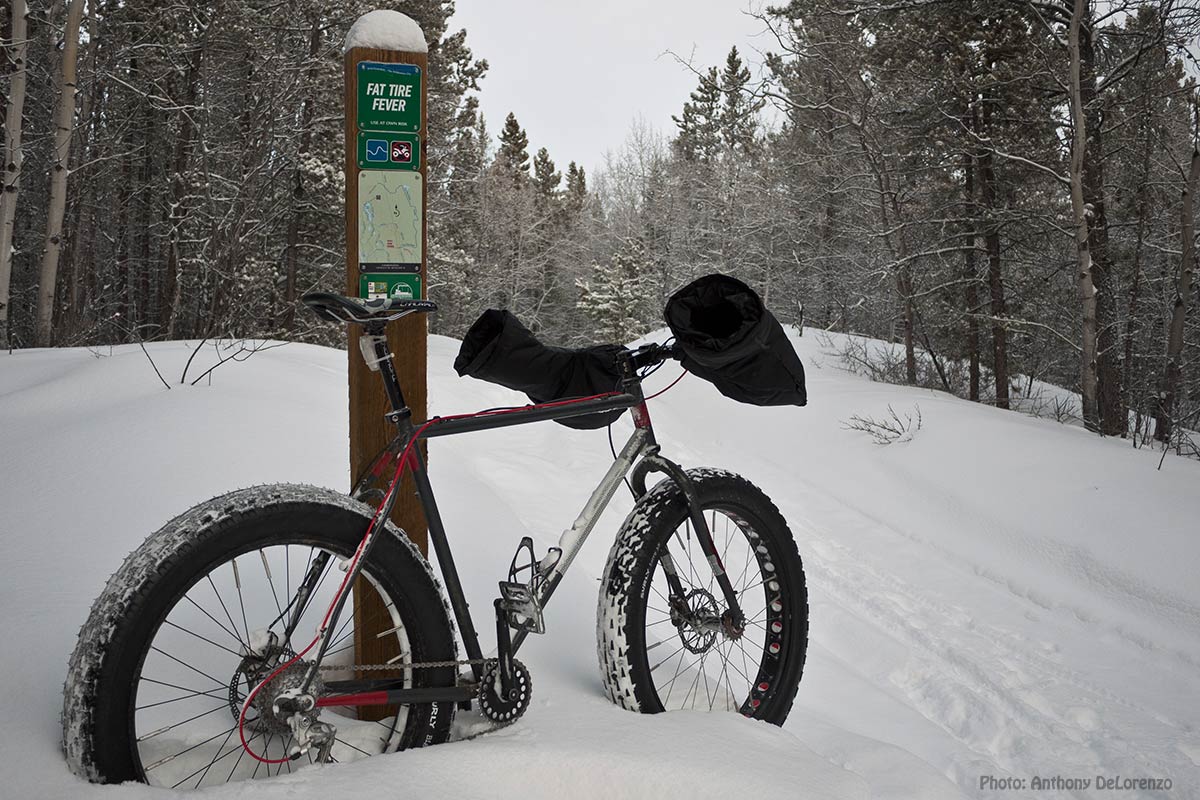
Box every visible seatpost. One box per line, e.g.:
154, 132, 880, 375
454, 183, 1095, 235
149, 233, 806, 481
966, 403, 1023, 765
359, 323, 409, 424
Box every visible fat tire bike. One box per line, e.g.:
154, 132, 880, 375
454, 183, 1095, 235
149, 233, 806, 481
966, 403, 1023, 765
62, 293, 809, 788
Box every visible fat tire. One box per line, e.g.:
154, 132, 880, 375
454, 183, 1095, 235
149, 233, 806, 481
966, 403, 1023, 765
596, 469, 808, 724
62, 484, 456, 785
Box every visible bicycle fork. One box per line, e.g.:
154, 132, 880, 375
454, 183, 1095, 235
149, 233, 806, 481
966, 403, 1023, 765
632, 451, 747, 637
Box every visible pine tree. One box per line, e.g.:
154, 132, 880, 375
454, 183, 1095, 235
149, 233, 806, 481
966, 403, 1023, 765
577, 240, 649, 344
719, 47, 761, 155
565, 162, 587, 214
497, 112, 530, 178
672, 67, 722, 162
532, 147, 561, 201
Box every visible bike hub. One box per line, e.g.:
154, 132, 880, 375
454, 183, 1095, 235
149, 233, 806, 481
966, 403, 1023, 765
230, 655, 324, 734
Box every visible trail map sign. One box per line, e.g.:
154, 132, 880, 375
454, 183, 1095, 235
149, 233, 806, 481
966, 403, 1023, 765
357, 170, 422, 271
357, 62, 421, 132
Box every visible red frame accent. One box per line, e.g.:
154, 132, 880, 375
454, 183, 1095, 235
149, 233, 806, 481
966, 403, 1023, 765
632, 402, 652, 429
315, 691, 391, 708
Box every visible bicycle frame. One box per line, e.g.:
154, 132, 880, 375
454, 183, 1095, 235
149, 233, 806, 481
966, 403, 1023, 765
308, 327, 742, 708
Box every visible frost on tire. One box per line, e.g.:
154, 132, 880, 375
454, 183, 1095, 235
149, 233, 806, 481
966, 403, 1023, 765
62, 484, 456, 785
596, 469, 808, 724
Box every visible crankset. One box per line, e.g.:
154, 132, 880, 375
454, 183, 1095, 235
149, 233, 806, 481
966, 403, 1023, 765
477, 658, 532, 724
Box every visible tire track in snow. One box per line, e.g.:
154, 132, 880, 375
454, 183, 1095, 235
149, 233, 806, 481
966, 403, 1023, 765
779, 491, 1198, 796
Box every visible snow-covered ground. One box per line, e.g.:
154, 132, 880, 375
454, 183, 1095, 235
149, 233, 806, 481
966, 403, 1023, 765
1, 329, 1197, 799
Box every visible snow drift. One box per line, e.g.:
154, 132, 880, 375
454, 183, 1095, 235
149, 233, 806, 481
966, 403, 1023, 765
1, 329, 1198, 799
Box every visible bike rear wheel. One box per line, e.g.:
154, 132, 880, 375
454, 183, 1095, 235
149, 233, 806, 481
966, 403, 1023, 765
597, 469, 808, 724
63, 485, 456, 788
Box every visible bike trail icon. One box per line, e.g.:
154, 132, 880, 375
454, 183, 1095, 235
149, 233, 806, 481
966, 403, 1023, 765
356, 132, 420, 171
365, 139, 388, 163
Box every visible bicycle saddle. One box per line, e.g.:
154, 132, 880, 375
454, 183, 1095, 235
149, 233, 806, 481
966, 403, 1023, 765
302, 292, 437, 325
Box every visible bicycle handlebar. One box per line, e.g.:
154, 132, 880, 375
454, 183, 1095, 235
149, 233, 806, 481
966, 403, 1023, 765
625, 341, 681, 373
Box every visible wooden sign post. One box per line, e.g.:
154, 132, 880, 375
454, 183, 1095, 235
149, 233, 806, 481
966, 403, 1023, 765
344, 11, 428, 716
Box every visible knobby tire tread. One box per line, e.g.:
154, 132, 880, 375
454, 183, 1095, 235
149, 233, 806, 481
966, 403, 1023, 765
596, 469, 808, 725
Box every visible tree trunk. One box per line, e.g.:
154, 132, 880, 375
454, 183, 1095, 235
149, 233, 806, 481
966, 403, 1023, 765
976, 100, 1008, 409
34, 0, 85, 346
1076, 4, 1124, 435
161, 44, 205, 337
900, 266, 917, 385
282, 17, 323, 331
963, 152, 980, 401
1069, 0, 1100, 430
57, 1, 99, 336
0, 0, 29, 349
1122, 122, 1152, 432
68, 3, 102, 324
1154, 142, 1199, 442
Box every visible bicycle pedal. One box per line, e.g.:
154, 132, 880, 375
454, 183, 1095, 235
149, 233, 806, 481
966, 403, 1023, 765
498, 581, 545, 634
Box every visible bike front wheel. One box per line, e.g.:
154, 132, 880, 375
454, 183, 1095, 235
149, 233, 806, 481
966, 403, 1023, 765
62, 485, 457, 789
597, 469, 808, 724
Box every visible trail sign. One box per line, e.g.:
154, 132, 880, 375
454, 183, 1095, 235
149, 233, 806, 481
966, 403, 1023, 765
345, 11, 430, 720
356, 131, 420, 170
357, 62, 421, 133
360, 273, 421, 301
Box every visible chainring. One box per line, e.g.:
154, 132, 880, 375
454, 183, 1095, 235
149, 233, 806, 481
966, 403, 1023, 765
477, 658, 532, 725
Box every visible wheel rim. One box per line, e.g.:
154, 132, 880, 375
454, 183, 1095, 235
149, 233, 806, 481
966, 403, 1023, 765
641, 506, 785, 714
131, 541, 413, 788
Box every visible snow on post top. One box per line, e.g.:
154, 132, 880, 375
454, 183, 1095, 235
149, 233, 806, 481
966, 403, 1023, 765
343, 10, 427, 54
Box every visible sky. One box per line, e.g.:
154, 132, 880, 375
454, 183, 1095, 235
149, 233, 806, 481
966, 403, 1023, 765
447, 0, 775, 175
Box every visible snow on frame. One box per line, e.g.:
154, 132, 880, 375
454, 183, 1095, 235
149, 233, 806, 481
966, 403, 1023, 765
344, 10, 428, 54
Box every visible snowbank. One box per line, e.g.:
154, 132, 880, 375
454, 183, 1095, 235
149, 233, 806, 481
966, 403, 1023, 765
2, 330, 1198, 798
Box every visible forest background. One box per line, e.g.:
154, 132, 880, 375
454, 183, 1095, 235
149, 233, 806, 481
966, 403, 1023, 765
2, 0, 1199, 446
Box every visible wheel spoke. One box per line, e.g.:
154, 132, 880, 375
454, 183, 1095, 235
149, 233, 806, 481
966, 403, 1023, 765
684, 655, 706, 709
187, 725, 245, 789
191, 586, 246, 649
721, 642, 754, 686
148, 647, 228, 688
138, 702, 230, 742
169, 726, 250, 789
144, 724, 240, 772
649, 642, 687, 673
700, 653, 714, 709
137, 677, 228, 709
663, 652, 705, 705
231, 558, 252, 646
733, 550, 755, 594
162, 619, 244, 658
260, 549, 285, 619
335, 737, 374, 757
739, 577, 766, 597
715, 645, 737, 710
663, 650, 688, 705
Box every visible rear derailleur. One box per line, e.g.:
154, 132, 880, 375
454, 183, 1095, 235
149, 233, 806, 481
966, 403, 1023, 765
233, 630, 336, 763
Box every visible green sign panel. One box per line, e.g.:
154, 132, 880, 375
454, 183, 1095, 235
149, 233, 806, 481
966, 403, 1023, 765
357, 62, 421, 133
360, 273, 421, 301
357, 131, 420, 171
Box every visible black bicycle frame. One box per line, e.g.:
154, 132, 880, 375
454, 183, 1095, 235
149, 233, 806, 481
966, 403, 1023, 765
314, 327, 744, 707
